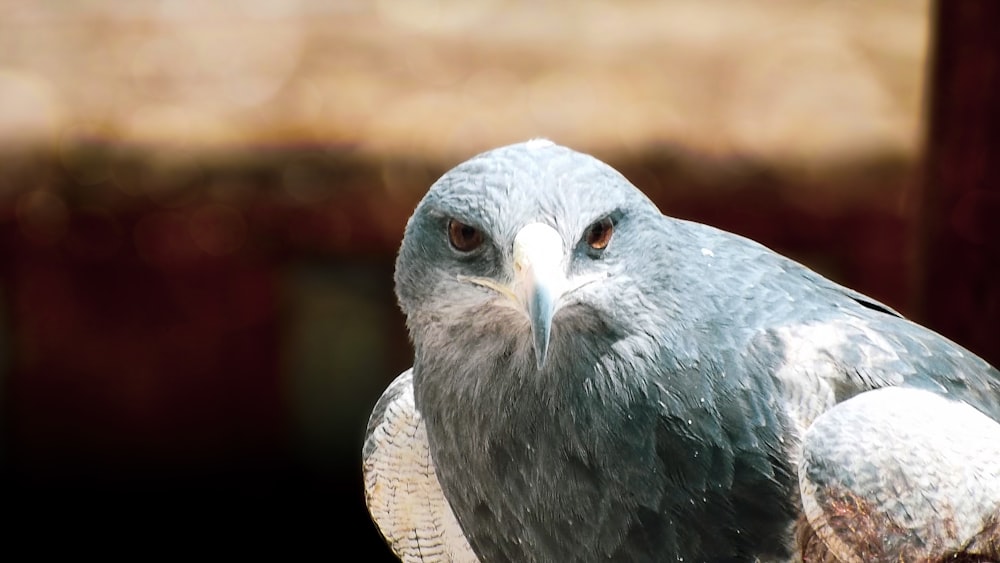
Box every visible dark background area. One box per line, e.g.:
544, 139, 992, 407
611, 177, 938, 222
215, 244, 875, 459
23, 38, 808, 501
0, 0, 997, 558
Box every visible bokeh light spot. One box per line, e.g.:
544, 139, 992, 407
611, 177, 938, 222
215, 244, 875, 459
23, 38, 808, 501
65, 207, 125, 262
134, 210, 199, 268
16, 189, 69, 246
189, 203, 248, 256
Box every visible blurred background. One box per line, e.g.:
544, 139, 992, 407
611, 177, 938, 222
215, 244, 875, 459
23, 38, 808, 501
0, 0, 997, 557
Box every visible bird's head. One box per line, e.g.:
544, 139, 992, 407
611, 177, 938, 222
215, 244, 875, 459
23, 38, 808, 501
395, 139, 663, 372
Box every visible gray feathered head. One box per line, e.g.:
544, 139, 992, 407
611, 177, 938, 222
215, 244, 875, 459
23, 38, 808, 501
394, 139, 663, 370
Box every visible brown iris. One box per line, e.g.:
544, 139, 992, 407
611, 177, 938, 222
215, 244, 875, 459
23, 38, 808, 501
585, 217, 614, 250
448, 219, 483, 251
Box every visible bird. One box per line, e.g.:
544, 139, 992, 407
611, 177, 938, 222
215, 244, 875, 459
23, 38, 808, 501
363, 139, 1000, 562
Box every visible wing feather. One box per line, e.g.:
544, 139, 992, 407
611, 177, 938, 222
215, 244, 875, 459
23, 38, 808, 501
798, 387, 1000, 562
363, 369, 479, 563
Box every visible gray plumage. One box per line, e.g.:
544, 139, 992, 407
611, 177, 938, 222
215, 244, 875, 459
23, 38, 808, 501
364, 140, 1000, 562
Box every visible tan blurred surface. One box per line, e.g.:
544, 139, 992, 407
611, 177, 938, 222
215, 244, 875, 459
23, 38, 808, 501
0, 0, 929, 166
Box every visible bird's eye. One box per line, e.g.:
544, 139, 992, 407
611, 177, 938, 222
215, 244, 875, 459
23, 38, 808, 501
584, 217, 614, 250
448, 219, 484, 252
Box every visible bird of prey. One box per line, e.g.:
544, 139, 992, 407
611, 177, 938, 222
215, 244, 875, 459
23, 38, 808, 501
363, 139, 1000, 562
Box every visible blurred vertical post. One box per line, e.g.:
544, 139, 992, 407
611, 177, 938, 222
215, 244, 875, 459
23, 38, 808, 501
918, 0, 1000, 367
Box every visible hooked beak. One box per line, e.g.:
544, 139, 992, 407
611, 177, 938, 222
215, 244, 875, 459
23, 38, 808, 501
460, 223, 601, 370
512, 223, 567, 369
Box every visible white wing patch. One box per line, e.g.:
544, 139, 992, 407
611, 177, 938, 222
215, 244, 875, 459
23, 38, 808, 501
799, 387, 1000, 562
771, 317, 904, 436
363, 369, 480, 563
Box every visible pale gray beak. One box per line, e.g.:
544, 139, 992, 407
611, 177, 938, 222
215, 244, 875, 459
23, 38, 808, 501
458, 222, 603, 370
512, 223, 568, 369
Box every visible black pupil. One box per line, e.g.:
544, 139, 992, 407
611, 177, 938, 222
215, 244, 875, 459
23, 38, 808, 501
588, 218, 612, 248
449, 219, 482, 251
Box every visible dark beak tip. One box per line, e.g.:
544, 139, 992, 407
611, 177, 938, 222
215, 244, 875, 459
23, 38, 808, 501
525, 273, 558, 371
531, 324, 551, 370
534, 350, 547, 370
